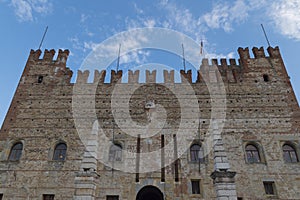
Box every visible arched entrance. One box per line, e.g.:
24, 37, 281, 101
136, 185, 164, 200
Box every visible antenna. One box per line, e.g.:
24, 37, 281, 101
116, 44, 121, 71
182, 43, 186, 72
261, 24, 271, 47
38, 26, 48, 50
200, 39, 203, 55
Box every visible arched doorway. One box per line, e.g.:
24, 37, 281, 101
136, 185, 164, 200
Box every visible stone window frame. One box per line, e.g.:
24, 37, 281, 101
52, 141, 67, 161
243, 141, 266, 164
281, 141, 299, 164
7, 140, 24, 162
189, 179, 203, 197
263, 181, 277, 196
109, 142, 123, 162
188, 140, 207, 164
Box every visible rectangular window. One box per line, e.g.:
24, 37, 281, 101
161, 134, 165, 182
263, 181, 276, 195
38, 75, 43, 83
136, 135, 140, 182
106, 195, 119, 200
173, 134, 179, 182
191, 180, 201, 194
43, 194, 55, 200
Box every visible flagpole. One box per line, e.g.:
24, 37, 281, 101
38, 26, 48, 50
261, 24, 271, 47
182, 43, 186, 72
116, 44, 121, 71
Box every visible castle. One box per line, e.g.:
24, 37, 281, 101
0, 46, 299, 200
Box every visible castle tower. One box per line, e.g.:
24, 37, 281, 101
0, 46, 299, 200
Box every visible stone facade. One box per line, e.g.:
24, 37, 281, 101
0, 46, 299, 199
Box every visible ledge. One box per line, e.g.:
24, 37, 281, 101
210, 170, 236, 180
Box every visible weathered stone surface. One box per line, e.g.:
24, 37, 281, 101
0, 46, 299, 199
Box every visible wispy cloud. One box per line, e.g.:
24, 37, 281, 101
143, 19, 156, 28
80, 13, 89, 23
11, 0, 32, 21
122, 1, 236, 63
69, 36, 82, 50
133, 3, 143, 14
83, 41, 98, 52
82, 30, 151, 68
269, 0, 300, 40
159, 1, 205, 42
202, 0, 249, 32
10, 0, 52, 22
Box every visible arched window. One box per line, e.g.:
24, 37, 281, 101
8, 142, 23, 161
245, 144, 260, 163
53, 143, 67, 161
283, 144, 298, 163
190, 144, 204, 162
109, 144, 122, 161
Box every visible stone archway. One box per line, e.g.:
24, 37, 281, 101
136, 185, 164, 200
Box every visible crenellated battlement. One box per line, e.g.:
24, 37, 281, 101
237, 46, 282, 59
29, 49, 70, 65
24, 49, 72, 85
27, 46, 284, 85
2, 42, 299, 200
71, 46, 285, 84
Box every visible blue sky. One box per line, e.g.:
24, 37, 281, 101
0, 0, 300, 126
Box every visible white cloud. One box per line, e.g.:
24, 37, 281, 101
160, 2, 205, 42
82, 30, 151, 67
269, 0, 300, 40
80, 13, 88, 23
69, 37, 82, 50
202, 0, 249, 32
143, 19, 156, 28
122, 1, 236, 64
83, 41, 98, 52
10, 0, 52, 22
133, 3, 143, 14
246, 0, 267, 9
86, 30, 94, 37
11, 0, 32, 21
120, 50, 150, 65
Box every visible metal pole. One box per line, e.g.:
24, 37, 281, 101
182, 44, 186, 72
261, 24, 271, 47
38, 26, 48, 49
116, 44, 121, 71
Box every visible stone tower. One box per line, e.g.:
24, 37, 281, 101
0, 46, 299, 200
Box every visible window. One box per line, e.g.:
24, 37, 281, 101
263, 74, 269, 82
53, 143, 67, 161
109, 144, 122, 161
190, 144, 204, 162
283, 144, 298, 163
43, 194, 55, 200
38, 75, 43, 83
8, 142, 23, 161
263, 181, 276, 195
106, 195, 119, 200
191, 180, 200, 194
245, 144, 260, 163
